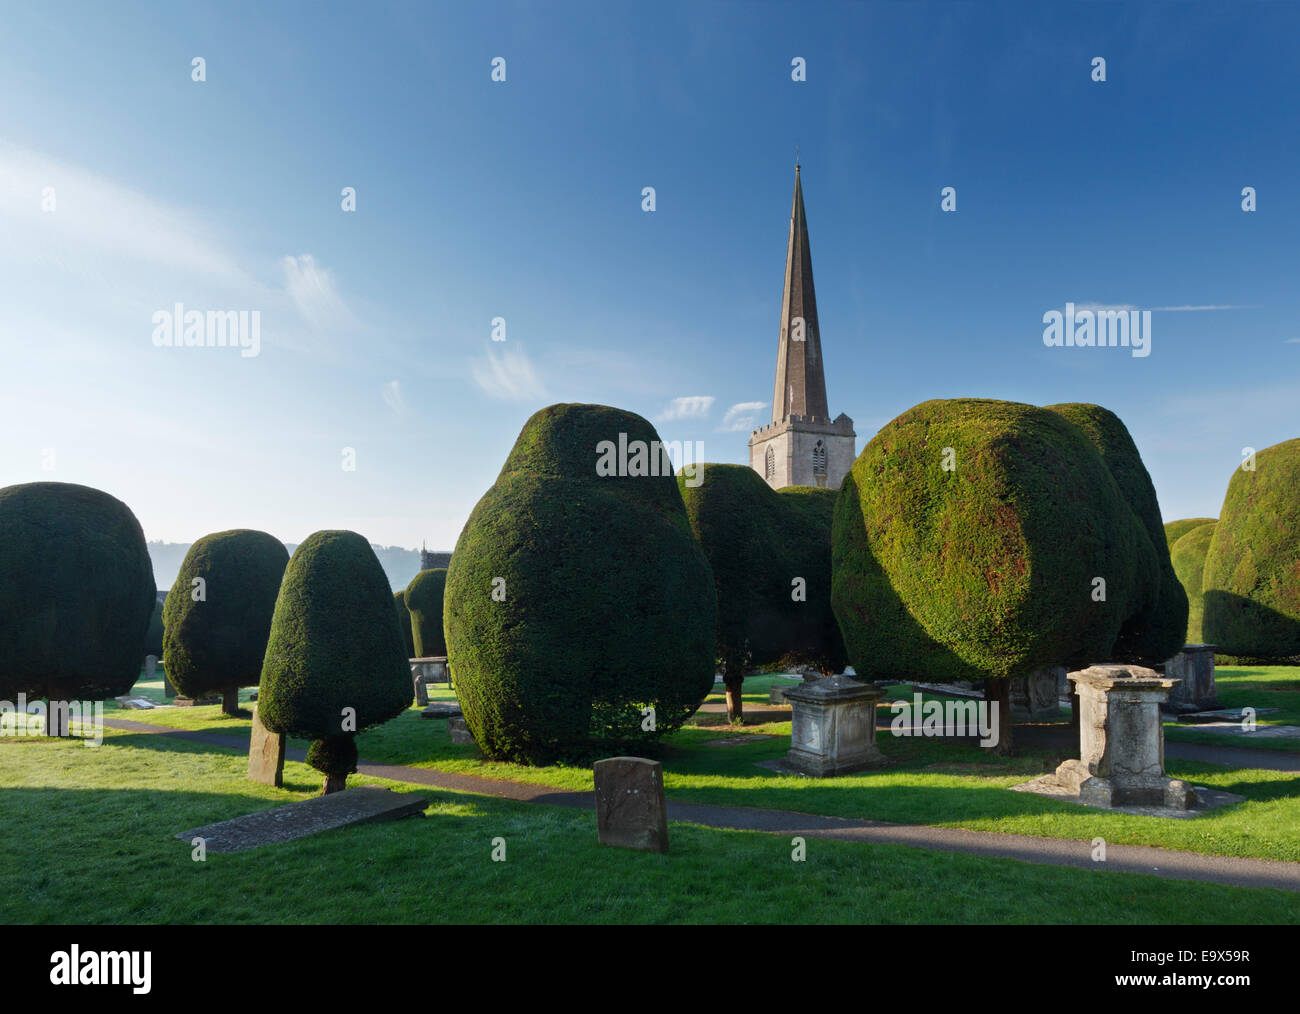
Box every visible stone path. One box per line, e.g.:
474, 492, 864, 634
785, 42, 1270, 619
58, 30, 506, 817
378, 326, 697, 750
101, 717, 1300, 893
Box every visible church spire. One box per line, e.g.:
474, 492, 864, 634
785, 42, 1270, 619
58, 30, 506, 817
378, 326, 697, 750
770, 162, 829, 424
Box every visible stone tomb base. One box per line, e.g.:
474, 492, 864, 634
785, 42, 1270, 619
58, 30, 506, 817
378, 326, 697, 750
1011, 774, 1243, 819
782, 675, 887, 777
1021, 664, 1199, 813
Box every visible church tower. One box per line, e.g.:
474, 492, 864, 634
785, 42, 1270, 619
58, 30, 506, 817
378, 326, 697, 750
748, 163, 856, 490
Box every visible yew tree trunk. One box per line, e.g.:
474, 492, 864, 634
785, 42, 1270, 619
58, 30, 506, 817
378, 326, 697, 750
221, 687, 241, 716
984, 677, 1014, 755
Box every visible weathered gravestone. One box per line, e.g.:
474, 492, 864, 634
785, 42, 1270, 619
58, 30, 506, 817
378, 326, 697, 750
1163, 644, 1220, 713
594, 757, 669, 854
446, 715, 475, 745
1049, 664, 1196, 810
247, 704, 286, 787
144, 654, 157, 679
421, 701, 463, 720
176, 786, 427, 854
1010, 665, 1065, 721
782, 675, 887, 776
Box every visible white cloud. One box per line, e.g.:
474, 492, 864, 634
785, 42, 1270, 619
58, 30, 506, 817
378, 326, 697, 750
718, 401, 767, 431
471, 345, 548, 401
381, 380, 407, 416
654, 395, 714, 423
281, 254, 354, 331
0, 141, 251, 286
1285, 338, 1300, 344
1072, 301, 1257, 313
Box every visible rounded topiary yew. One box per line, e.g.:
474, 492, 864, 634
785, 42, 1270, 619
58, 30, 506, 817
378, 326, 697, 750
831, 399, 1152, 751
677, 464, 846, 722
1171, 521, 1216, 644
404, 568, 448, 657
1165, 517, 1216, 552
1043, 403, 1187, 665
0, 482, 155, 732
162, 530, 289, 715
1202, 439, 1300, 661
258, 531, 411, 793
444, 403, 717, 764
394, 591, 415, 659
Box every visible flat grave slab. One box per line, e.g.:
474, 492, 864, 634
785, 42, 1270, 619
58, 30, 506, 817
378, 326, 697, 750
1010, 776, 1244, 819
175, 786, 428, 853
115, 695, 168, 710
1177, 707, 1281, 723
704, 734, 776, 747
420, 702, 463, 720
1172, 721, 1300, 740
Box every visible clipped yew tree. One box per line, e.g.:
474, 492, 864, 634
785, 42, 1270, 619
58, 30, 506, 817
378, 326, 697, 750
145, 597, 165, 658
1202, 438, 1300, 661
404, 568, 448, 657
1171, 521, 1216, 644
678, 464, 846, 722
162, 530, 289, 715
831, 399, 1153, 752
1165, 517, 1216, 552
258, 531, 411, 793
445, 403, 717, 764
1044, 403, 1188, 665
394, 591, 415, 658
0, 482, 155, 734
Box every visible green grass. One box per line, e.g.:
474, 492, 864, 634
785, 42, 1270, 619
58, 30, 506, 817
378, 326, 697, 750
78, 667, 1300, 865
1, 726, 1295, 924
1165, 666, 1300, 754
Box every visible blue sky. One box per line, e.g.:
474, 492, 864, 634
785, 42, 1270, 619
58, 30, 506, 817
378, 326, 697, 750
2, 1, 1297, 549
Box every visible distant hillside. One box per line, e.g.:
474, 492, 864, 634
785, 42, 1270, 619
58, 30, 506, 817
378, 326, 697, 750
148, 540, 442, 593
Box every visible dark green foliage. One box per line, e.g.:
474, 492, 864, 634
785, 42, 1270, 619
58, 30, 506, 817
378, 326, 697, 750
0, 482, 155, 702
444, 403, 717, 764
145, 598, 165, 658
1164, 517, 1216, 552
394, 591, 415, 658
404, 569, 448, 657
1043, 403, 1188, 664
162, 530, 289, 706
678, 466, 846, 681
1202, 439, 1300, 660
1171, 522, 1216, 644
831, 399, 1152, 682
258, 531, 411, 782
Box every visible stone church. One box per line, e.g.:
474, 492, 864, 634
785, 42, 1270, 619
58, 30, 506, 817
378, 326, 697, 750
748, 164, 856, 490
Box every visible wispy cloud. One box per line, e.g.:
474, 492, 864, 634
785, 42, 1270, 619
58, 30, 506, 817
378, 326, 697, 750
0, 141, 251, 286
381, 380, 407, 416
471, 345, 548, 401
1285, 338, 1300, 344
654, 395, 714, 423
281, 254, 354, 331
718, 401, 767, 431
1072, 301, 1258, 313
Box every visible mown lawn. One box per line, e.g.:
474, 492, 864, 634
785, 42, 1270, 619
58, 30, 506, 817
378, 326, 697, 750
0, 728, 1296, 925
62, 668, 1300, 864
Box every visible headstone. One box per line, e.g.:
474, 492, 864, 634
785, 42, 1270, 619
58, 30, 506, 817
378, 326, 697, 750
175, 786, 428, 854
1163, 644, 1220, 713
144, 654, 157, 679
782, 675, 887, 776
1049, 664, 1196, 810
247, 705, 286, 787
594, 757, 669, 853
769, 683, 797, 705
410, 657, 450, 705
421, 702, 463, 720
446, 716, 474, 745
1010, 665, 1065, 721
412, 665, 429, 706
162, 673, 177, 698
